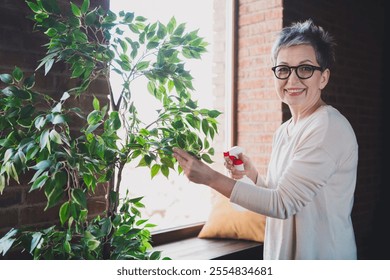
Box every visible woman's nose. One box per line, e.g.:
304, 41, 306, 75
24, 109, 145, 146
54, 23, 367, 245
287, 69, 301, 83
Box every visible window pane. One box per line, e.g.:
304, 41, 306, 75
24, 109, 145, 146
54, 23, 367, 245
110, 0, 232, 232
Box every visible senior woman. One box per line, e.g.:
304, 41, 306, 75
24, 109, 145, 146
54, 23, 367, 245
173, 19, 358, 260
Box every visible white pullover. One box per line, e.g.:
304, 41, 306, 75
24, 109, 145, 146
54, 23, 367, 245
230, 105, 358, 259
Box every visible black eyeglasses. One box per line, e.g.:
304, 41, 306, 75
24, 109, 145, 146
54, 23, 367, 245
271, 64, 323, 80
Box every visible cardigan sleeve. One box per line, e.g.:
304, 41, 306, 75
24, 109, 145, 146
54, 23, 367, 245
230, 144, 337, 219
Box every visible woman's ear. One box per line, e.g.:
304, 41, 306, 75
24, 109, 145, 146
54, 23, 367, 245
319, 68, 330, 90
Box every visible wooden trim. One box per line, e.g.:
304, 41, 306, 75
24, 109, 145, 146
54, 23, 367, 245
231, 0, 239, 146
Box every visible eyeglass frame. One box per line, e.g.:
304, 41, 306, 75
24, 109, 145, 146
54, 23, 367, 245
271, 64, 323, 80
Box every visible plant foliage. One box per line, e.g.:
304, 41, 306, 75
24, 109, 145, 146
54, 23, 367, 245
0, 0, 221, 259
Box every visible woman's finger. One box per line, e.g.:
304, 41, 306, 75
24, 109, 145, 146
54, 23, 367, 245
172, 147, 192, 161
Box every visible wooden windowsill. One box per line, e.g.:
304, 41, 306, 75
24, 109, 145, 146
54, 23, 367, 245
154, 237, 263, 260
151, 223, 263, 260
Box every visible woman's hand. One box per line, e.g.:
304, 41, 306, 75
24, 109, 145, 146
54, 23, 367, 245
172, 148, 216, 185
173, 147, 237, 198
224, 152, 258, 183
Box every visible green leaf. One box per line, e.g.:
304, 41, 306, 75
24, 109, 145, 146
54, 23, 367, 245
92, 96, 100, 111
149, 251, 161, 260
167, 17, 176, 34
26, 1, 41, 13
61, 91, 70, 101
70, 2, 81, 17
13, 89, 31, 99
45, 180, 64, 209
147, 81, 155, 95
173, 23, 186, 36
6, 163, 19, 183
0, 229, 18, 256
150, 164, 160, 178
63, 240, 71, 254
129, 196, 143, 204
0, 175, 5, 195
161, 165, 169, 178
100, 218, 112, 236
135, 16, 147, 22
23, 74, 35, 89
123, 12, 134, 23
30, 160, 52, 172
39, 129, 50, 152
87, 239, 100, 251
34, 116, 46, 130
145, 223, 157, 228
85, 10, 97, 25
201, 153, 213, 164
208, 109, 221, 118
52, 114, 66, 125
136, 61, 150, 71
146, 41, 159, 50
135, 219, 148, 226
87, 110, 102, 125
49, 129, 63, 144
116, 224, 131, 235
30, 174, 48, 191
71, 64, 85, 78
119, 39, 128, 53
59, 201, 70, 225
44, 59, 55, 76
30, 232, 43, 254
44, 27, 57, 37
157, 23, 167, 39
41, 0, 61, 14
71, 189, 87, 209
12, 67, 23, 82
109, 111, 121, 130
81, 0, 90, 14
0, 74, 13, 84
201, 119, 209, 135
3, 148, 14, 163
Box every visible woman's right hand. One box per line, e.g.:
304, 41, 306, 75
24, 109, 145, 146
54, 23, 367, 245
224, 152, 258, 183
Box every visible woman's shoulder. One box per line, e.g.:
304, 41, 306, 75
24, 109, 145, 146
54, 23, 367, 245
307, 105, 358, 148
319, 105, 355, 133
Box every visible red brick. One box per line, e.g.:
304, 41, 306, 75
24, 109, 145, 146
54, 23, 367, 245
0, 208, 18, 228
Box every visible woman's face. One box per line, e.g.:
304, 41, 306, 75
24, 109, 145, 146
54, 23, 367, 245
274, 44, 330, 113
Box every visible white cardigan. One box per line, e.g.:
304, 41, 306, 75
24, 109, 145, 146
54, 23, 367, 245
230, 105, 358, 260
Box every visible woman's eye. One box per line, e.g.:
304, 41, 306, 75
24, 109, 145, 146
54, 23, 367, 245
300, 66, 313, 72
277, 67, 289, 73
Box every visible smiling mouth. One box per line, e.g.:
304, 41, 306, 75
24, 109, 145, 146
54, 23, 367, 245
285, 89, 305, 96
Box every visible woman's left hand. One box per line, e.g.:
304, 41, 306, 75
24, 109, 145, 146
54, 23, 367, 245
172, 147, 215, 185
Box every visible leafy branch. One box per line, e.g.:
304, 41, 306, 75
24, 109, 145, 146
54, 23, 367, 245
0, 0, 221, 260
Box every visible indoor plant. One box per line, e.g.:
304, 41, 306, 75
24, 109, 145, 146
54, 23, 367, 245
0, 0, 220, 259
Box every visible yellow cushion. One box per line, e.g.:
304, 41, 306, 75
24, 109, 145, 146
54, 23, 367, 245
198, 192, 266, 242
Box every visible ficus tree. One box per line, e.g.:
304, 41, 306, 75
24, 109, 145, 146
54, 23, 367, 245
0, 0, 220, 259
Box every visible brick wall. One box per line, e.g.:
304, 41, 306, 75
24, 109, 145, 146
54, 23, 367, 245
236, 0, 386, 259
0, 0, 109, 238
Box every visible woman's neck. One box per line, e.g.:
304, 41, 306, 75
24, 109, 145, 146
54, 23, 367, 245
290, 100, 326, 124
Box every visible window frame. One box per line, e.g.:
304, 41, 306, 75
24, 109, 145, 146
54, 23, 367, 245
150, 0, 238, 244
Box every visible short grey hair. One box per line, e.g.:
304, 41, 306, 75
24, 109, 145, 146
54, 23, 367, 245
271, 19, 336, 70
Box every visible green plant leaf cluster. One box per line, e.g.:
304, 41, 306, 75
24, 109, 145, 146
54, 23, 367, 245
0, 0, 221, 259
0, 192, 169, 259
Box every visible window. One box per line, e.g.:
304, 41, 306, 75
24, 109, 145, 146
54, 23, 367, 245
110, 0, 234, 233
